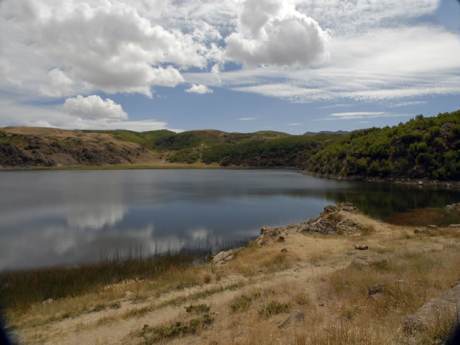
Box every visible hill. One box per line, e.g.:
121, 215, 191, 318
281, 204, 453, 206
0, 109, 459, 181
306, 110, 460, 181
0, 127, 160, 167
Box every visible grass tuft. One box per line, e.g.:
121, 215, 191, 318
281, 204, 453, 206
137, 313, 214, 344
258, 301, 290, 319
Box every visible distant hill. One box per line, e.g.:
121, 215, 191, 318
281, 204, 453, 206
0, 127, 160, 167
1, 109, 459, 181
306, 110, 460, 181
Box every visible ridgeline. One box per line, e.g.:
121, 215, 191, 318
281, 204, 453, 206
0, 109, 459, 181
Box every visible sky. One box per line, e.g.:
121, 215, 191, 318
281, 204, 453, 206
0, 0, 460, 134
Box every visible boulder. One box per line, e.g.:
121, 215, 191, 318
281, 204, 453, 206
403, 283, 460, 335
212, 249, 240, 265
255, 226, 288, 246
354, 244, 369, 251
42, 298, 54, 305
446, 203, 460, 213
298, 204, 363, 235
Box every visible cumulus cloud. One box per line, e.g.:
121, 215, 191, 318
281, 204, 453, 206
186, 84, 214, 94
0, 0, 206, 97
1, 0, 459, 123
0, 99, 170, 132
63, 95, 128, 121
193, 24, 460, 103
226, 0, 329, 67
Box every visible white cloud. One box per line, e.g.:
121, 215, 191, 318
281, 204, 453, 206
297, 0, 440, 33
0, 0, 207, 98
234, 83, 331, 102
186, 84, 214, 94
329, 111, 408, 120
389, 101, 428, 108
191, 24, 460, 103
0, 99, 170, 132
238, 117, 257, 121
226, 0, 330, 67
63, 95, 128, 121
0, 0, 459, 127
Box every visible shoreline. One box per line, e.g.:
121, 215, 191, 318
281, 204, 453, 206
303, 170, 460, 190
0, 162, 221, 172
1, 163, 459, 191
5, 203, 460, 345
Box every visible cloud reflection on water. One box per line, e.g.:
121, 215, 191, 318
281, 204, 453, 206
1, 170, 460, 271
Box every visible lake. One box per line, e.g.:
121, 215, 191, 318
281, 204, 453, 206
1, 169, 460, 271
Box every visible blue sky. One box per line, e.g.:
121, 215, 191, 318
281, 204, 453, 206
0, 0, 460, 133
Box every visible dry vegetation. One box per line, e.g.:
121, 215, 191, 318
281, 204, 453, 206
5, 207, 460, 345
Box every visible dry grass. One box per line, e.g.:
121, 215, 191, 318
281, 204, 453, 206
135, 314, 214, 344
8, 209, 460, 345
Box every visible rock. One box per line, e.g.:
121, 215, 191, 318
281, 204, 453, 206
260, 226, 271, 235
42, 298, 54, 305
212, 249, 239, 265
281, 248, 288, 254
278, 310, 305, 329
297, 204, 363, 235
341, 203, 358, 212
255, 226, 288, 246
403, 283, 460, 335
449, 224, 460, 228
255, 204, 361, 247
446, 203, 460, 213
368, 284, 385, 297
427, 225, 438, 229
355, 244, 369, 251
414, 227, 429, 234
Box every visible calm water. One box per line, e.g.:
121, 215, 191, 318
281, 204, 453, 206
1, 169, 460, 271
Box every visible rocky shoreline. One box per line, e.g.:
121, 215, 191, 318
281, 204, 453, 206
304, 171, 460, 190
213, 203, 366, 265
9, 201, 460, 345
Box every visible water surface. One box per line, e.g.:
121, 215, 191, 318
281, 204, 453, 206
1, 169, 459, 270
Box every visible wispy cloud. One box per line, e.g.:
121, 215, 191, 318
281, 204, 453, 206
238, 117, 257, 121
329, 111, 408, 120
389, 100, 428, 108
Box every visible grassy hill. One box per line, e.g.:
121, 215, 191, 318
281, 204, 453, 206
1, 109, 459, 181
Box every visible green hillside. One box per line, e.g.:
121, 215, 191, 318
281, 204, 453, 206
306, 110, 460, 180
1, 109, 459, 181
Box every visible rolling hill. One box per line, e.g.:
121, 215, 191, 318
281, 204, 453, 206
1, 109, 459, 181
